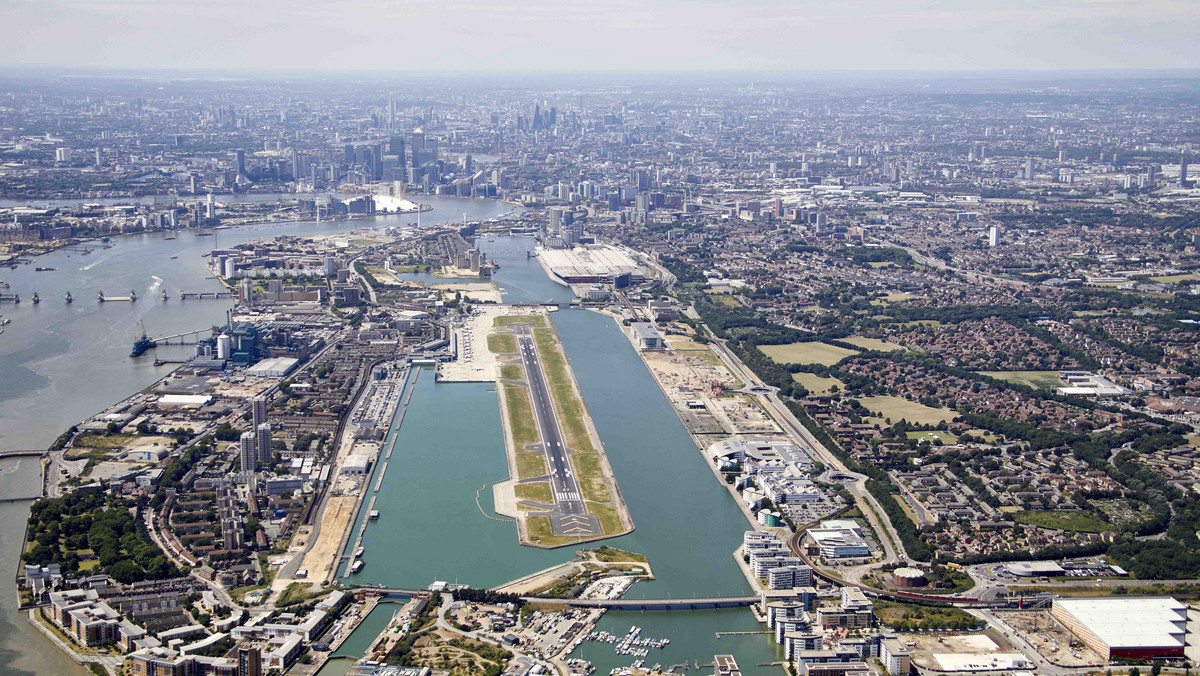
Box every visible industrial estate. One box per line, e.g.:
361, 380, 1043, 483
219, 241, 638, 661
1, 69, 1200, 676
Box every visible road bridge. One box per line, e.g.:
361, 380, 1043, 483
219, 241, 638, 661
787, 530, 1005, 608
557, 596, 759, 610
350, 587, 426, 597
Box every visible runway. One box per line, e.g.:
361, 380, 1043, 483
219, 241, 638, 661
513, 324, 601, 537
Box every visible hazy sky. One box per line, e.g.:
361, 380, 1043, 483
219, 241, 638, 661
1, 0, 1197, 72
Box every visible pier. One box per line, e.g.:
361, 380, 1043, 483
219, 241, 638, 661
0, 450, 46, 459
179, 290, 233, 299
151, 328, 211, 345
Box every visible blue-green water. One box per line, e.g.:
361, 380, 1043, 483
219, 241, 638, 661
0, 197, 516, 676
334, 602, 403, 658
333, 237, 785, 673
575, 610, 786, 676
0, 196, 516, 451
343, 369, 569, 586
0, 458, 88, 676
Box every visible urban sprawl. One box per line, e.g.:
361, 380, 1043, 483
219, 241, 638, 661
2, 73, 1200, 676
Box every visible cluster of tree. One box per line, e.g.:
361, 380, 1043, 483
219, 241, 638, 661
293, 432, 328, 454
865, 478, 931, 561
662, 254, 1200, 576
352, 261, 381, 289
159, 441, 208, 491
453, 588, 525, 607
842, 246, 914, 268
213, 423, 242, 442
952, 540, 1109, 566
658, 256, 707, 285
24, 492, 180, 582
385, 592, 442, 665
957, 412, 1078, 451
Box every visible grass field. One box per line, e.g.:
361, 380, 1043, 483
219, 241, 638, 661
574, 453, 623, 535
963, 428, 999, 443
978, 370, 1066, 390
533, 327, 597, 455
525, 516, 579, 548
1150, 273, 1200, 283
893, 494, 919, 523
499, 364, 523, 381
515, 482, 553, 505
277, 582, 317, 607
791, 372, 844, 394
365, 266, 401, 285
870, 292, 920, 305
857, 396, 955, 426
897, 320, 942, 328
759, 342, 859, 366
501, 384, 546, 478
75, 434, 137, 449
1013, 510, 1110, 533
487, 333, 517, 354
590, 546, 649, 565
873, 601, 980, 630
529, 320, 625, 537
906, 430, 958, 444
841, 336, 905, 352
494, 314, 545, 327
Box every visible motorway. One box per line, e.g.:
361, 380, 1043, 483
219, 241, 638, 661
513, 324, 600, 537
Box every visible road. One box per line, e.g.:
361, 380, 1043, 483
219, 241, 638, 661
967, 608, 1108, 676
513, 324, 600, 537
436, 593, 562, 676
700, 329, 908, 571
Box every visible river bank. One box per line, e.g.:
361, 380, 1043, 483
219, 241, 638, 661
0, 197, 519, 676
307, 238, 790, 674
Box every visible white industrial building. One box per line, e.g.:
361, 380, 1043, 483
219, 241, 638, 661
629, 322, 664, 349
805, 525, 871, 559
157, 394, 213, 408
1056, 371, 1131, 397
246, 357, 299, 378
341, 454, 371, 474
708, 438, 814, 470
1050, 597, 1188, 660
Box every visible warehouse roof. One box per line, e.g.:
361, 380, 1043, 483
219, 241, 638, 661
246, 357, 299, 377
1054, 597, 1187, 648
158, 394, 213, 407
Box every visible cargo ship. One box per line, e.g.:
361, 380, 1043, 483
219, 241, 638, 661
130, 321, 157, 358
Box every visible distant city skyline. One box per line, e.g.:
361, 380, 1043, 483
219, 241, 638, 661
1, 0, 1197, 72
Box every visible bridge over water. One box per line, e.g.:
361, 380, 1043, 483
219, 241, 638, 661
557, 596, 759, 610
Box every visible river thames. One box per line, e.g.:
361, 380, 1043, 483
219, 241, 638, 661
0, 204, 785, 675
0, 196, 515, 676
